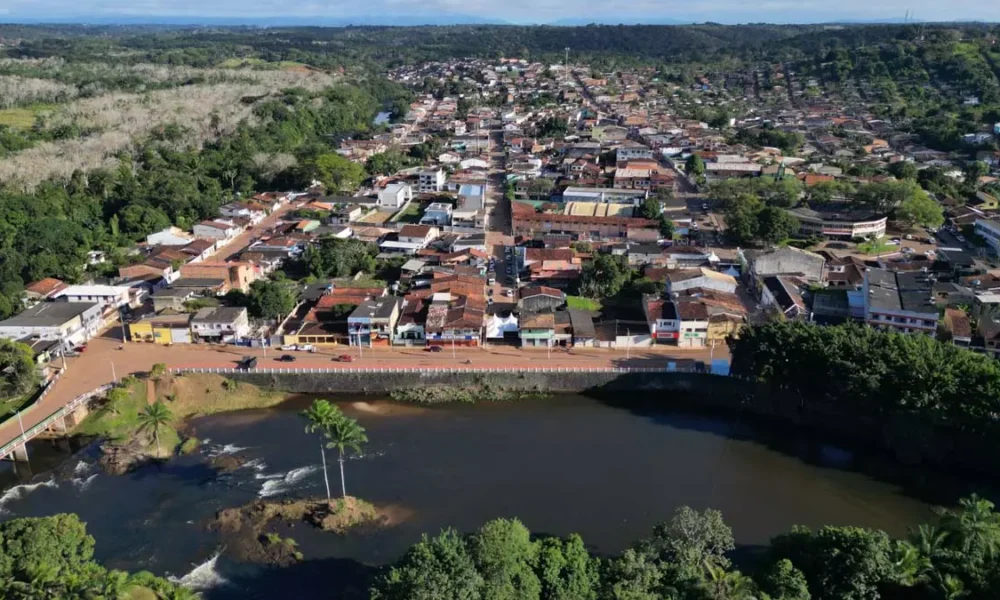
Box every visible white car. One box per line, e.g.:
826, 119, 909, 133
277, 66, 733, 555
280, 344, 298, 351
298, 344, 316, 353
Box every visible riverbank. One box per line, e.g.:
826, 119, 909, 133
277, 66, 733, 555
73, 373, 288, 474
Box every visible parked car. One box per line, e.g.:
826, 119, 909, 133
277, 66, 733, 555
298, 344, 316, 353
426, 345, 443, 353
75, 345, 88, 353
504, 289, 515, 298
280, 344, 297, 351
277, 354, 296, 362
336, 355, 354, 363
239, 356, 258, 370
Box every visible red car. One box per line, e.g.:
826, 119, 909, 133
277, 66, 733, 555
75, 345, 88, 353
336, 355, 354, 363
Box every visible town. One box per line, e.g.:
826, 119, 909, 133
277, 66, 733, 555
4, 56, 1000, 379
3, 19, 1000, 600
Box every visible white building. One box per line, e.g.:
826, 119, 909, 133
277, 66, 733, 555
190, 306, 250, 342
420, 202, 453, 226
975, 219, 1000, 255
863, 268, 938, 335
378, 183, 413, 210
193, 219, 242, 241
53, 285, 132, 310
0, 302, 103, 349
146, 227, 195, 246
419, 169, 446, 193
616, 144, 654, 162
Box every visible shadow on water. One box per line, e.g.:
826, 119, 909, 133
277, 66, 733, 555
207, 556, 376, 600
590, 360, 996, 509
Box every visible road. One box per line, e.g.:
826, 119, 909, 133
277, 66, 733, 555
219, 200, 299, 261
0, 328, 729, 452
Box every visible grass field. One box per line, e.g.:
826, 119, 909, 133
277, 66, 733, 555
391, 201, 424, 224
0, 395, 35, 425
0, 104, 57, 129
75, 374, 286, 457
567, 296, 602, 311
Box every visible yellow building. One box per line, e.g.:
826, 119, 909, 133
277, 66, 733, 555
128, 314, 192, 344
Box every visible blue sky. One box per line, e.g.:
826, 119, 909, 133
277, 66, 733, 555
1, 0, 998, 23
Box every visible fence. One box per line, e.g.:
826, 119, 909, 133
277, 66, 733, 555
170, 365, 697, 375
0, 383, 111, 461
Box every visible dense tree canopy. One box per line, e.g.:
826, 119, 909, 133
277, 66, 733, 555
729, 320, 1000, 434
373, 496, 1000, 600
0, 338, 40, 402
0, 514, 189, 598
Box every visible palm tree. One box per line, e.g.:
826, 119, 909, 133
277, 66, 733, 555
137, 401, 174, 457
911, 523, 950, 563
938, 574, 969, 600
302, 399, 340, 502
939, 495, 1000, 559
889, 540, 931, 587
326, 409, 368, 499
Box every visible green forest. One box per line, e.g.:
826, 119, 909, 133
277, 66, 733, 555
374, 494, 1000, 600
729, 320, 1000, 434
0, 79, 410, 318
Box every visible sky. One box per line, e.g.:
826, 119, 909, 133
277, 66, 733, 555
0, 0, 998, 24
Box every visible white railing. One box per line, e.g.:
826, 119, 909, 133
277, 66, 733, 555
0, 383, 111, 461
169, 366, 698, 375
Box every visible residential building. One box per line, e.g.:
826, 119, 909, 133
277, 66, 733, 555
24, 278, 68, 302
53, 285, 132, 311
378, 183, 413, 210
180, 262, 257, 293
425, 293, 486, 346
347, 297, 401, 347
518, 286, 566, 313
863, 268, 938, 335
193, 219, 243, 241
454, 184, 487, 230
665, 268, 738, 295
394, 295, 428, 346
219, 201, 266, 224
380, 224, 440, 254
643, 295, 679, 343
520, 312, 555, 347
420, 202, 453, 226
151, 287, 196, 312
419, 168, 446, 193
761, 276, 808, 319
616, 144, 654, 162
786, 206, 887, 239
674, 300, 710, 348
975, 219, 1000, 255
146, 227, 195, 246
0, 302, 102, 349
190, 306, 250, 342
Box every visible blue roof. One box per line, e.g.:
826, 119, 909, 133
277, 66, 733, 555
459, 184, 485, 196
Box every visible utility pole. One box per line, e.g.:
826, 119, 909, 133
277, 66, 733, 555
626, 328, 631, 360
111, 362, 117, 383
118, 306, 128, 344
452, 336, 456, 359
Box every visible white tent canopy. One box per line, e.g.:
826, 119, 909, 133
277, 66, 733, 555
486, 314, 519, 339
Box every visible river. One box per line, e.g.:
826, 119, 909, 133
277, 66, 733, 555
0, 394, 948, 598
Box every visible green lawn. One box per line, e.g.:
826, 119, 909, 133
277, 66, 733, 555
392, 202, 424, 224
567, 296, 602, 311
0, 395, 35, 426
858, 237, 893, 256
75, 379, 181, 456
0, 104, 58, 129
